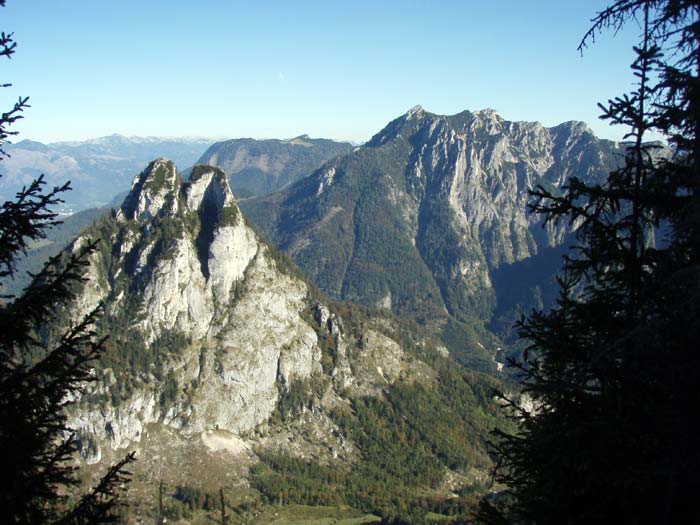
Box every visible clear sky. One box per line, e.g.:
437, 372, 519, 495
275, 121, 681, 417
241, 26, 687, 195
2, 0, 644, 144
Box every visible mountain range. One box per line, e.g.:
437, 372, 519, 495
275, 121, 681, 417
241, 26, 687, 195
0, 134, 352, 298
0, 135, 213, 212
239, 106, 624, 366
0, 133, 354, 216
11, 106, 641, 522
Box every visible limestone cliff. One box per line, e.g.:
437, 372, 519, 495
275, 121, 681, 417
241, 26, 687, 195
65, 159, 429, 464
240, 107, 624, 343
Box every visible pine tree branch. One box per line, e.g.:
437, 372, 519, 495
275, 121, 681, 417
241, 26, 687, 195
0, 175, 70, 281
59, 452, 136, 525
0, 239, 99, 356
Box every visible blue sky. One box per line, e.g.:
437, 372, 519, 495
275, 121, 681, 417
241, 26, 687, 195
3, 1, 643, 143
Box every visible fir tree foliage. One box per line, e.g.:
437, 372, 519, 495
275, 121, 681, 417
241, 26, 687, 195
484, 1, 700, 523
0, 3, 134, 523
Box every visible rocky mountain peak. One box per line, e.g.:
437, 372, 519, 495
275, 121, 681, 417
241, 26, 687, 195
405, 104, 425, 120
369, 106, 509, 148
183, 165, 236, 215
117, 158, 180, 222
468, 108, 503, 133
63, 157, 446, 475
550, 120, 595, 143
473, 108, 499, 118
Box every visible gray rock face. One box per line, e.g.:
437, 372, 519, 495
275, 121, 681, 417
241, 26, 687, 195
66, 159, 415, 461
240, 107, 624, 324
119, 159, 182, 222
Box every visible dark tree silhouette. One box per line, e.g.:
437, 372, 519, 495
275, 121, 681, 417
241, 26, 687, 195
483, 1, 700, 523
0, 3, 134, 523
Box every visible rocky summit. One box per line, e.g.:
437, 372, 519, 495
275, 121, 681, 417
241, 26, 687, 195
62, 159, 504, 515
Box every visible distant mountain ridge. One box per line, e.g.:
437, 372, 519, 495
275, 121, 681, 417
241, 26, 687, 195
1, 134, 213, 212
197, 135, 353, 196
53, 133, 213, 147
240, 106, 625, 362
1, 134, 353, 214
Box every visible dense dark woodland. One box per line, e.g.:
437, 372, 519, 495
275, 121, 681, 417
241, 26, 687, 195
0, 1, 698, 524
481, 1, 700, 523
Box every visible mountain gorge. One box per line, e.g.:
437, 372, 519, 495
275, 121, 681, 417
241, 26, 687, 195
240, 107, 623, 359
60, 159, 507, 522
